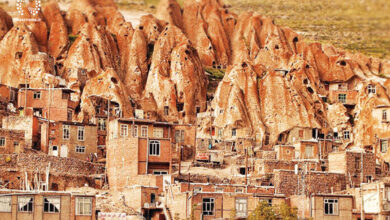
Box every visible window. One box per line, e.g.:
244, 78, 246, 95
305, 145, 314, 158
324, 198, 338, 215
0, 196, 11, 212
235, 198, 248, 218
120, 124, 128, 137
153, 127, 164, 138
235, 188, 244, 193
76, 146, 86, 153
381, 140, 388, 153
264, 134, 270, 145
202, 198, 214, 216
194, 187, 202, 193
76, 197, 92, 216
355, 157, 361, 170
98, 118, 106, 131
63, 125, 70, 140
44, 197, 60, 213
164, 106, 169, 116
78, 126, 85, 141
232, 128, 237, 137
0, 137, 5, 146
218, 128, 223, 137
10, 90, 15, 101
18, 196, 34, 212
383, 110, 388, 121
149, 140, 160, 156
368, 84, 376, 94
153, 170, 168, 175
133, 125, 138, 137
33, 91, 41, 99
338, 94, 346, 104
175, 130, 184, 143
67, 110, 72, 121
343, 131, 350, 139
141, 126, 148, 137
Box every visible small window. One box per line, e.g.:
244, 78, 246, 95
76, 146, 86, 153
202, 198, 214, 216
149, 140, 160, 156
0, 196, 11, 212
236, 198, 248, 218
232, 128, 237, 137
77, 126, 85, 141
218, 128, 223, 137
175, 130, 185, 143
44, 197, 60, 213
120, 124, 128, 137
52, 146, 58, 151
153, 127, 164, 138
33, 91, 41, 99
343, 131, 350, 140
133, 125, 138, 137
0, 137, 5, 146
153, 170, 168, 175
324, 199, 338, 215
383, 110, 388, 121
368, 84, 376, 94
305, 145, 314, 158
67, 110, 72, 121
141, 126, 148, 137
381, 140, 388, 153
164, 106, 169, 116
76, 197, 92, 216
196, 106, 201, 114
264, 134, 270, 145
98, 118, 106, 131
355, 157, 361, 170
338, 94, 346, 104
18, 196, 34, 212
63, 125, 70, 140
194, 187, 202, 193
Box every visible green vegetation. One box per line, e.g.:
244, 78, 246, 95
224, 0, 390, 59
205, 67, 225, 80
248, 201, 298, 220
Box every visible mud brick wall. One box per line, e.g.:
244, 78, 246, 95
256, 160, 321, 175
273, 170, 346, 196
345, 152, 375, 185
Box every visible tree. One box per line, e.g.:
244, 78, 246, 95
248, 201, 297, 220
277, 202, 298, 220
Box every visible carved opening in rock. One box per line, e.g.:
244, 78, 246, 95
75, 105, 81, 114
242, 62, 247, 68
306, 64, 310, 69
264, 133, 270, 145
147, 44, 155, 60
15, 52, 23, 59
275, 45, 279, 49
239, 167, 246, 175
217, 65, 221, 69
196, 106, 201, 114
209, 46, 212, 50
185, 50, 190, 55
339, 60, 347, 66
303, 79, 309, 85
293, 37, 299, 43
307, 87, 314, 94
111, 77, 118, 84
153, 25, 157, 30
164, 106, 169, 116
139, 26, 144, 30
177, 103, 184, 112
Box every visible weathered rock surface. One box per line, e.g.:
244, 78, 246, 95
0, 7, 13, 40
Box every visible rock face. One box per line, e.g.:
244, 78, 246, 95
0, 7, 13, 40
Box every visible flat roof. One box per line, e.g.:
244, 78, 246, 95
118, 118, 174, 126
0, 189, 95, 197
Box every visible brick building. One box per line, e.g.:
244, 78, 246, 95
0, 84, 18, 108
328, 150, 376, 186
106, 118, 175, 191
291, 194, 353, 219
0, 190, 96, 220
0, 128, 25, 154
2, 115, 40, 149
328, 82, 358, 106
18, 88, 77, 121
40, 121, 98, 161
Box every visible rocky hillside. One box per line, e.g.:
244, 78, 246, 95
0, 0, 389, 151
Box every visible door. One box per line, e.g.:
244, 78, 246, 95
60, 145, 68, 157
52, 146, 58, 157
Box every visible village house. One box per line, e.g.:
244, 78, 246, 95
0, 190, 96, 220
290, 194, 353, 220
328, 81, 359, 106
328, 150, 376, 187
40, 121, 98, 161
17, 88, 77, 121
106, 118, 176, 191
124, 185, 164, 220
2, 115, 40, 149
0, 84, 18, 110
347, 181, 390, 220
165, 182, 286, 220
0, 128, 25, 154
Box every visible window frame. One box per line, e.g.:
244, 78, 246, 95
33, 91, 41, 99
368, 84, 376, 94
133, 125, 138, 137
381, 140, 388, 153
75, 197, 92, 216
305, 145, 314, 158
338, 93, 346, 104
324, 198, 339, 215
43, 197, 60, 213
235, 198, 248, 218
98, 118, 106, 131
0, 196, 11, 212
232, 128, 237, 137
141, 126, 148, 138
202, 198, 215, 216
153, 127, 164, 138
18, 196, 34, 213
152, 170, 168, 175
0, 137, 5, 147
343, 131, 350, 140
77, 126, 85, 141
75, 146, 86, 154
164, 106, 169, 116
383, 110, 388, 121
120, 124, 128, 137
63, 125, 70, 140
149, 140, 160, 156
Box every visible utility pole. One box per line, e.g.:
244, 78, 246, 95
245, 148, 248, 185
178, 143, 181, 175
